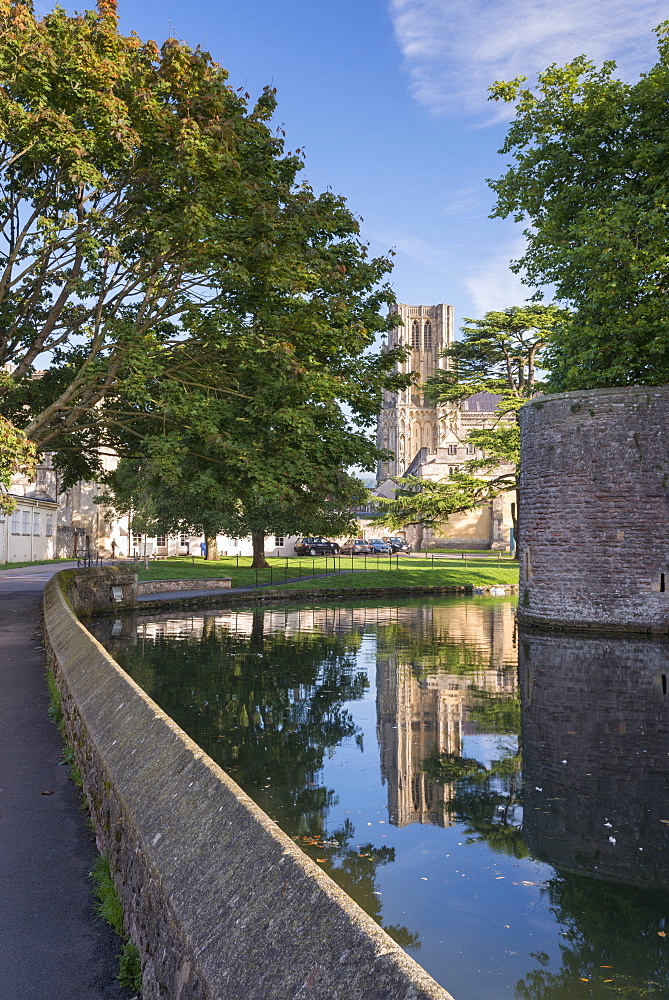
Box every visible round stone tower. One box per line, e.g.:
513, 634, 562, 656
518, 385, 669, 632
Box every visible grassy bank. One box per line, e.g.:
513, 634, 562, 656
133, 555, 518, 591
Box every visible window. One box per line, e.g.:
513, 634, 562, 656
156, 534, 167, 547
274, 536, 284, 547
466, 442, 476, 455
46, 514, 54, 537
22, 510, 31, 534
447, 444, 457, 455
423, 321, 432, 350
180, 533, 188, 545
411, 320, 420, 349
33, 511, 40, 535
132, 532, 142, 547
11, 510, 20, 534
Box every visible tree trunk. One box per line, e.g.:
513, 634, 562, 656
251, 530, 269, 569
205, 535, 219, 560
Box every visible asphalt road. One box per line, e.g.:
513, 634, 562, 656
0, 563, 135, 1000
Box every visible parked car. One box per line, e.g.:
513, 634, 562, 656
385, 536, 412, 554
367, 538, 393, 555
339, 538, 372, 555
293, 536, 340, 556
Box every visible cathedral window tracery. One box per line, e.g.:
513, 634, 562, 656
423, 322, 432, 350
411, 321, 420, 349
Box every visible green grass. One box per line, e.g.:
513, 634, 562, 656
262, 563, 518, 592
134, 555, 518, 591
0, 557, 75, 571
424, 548, 515, 557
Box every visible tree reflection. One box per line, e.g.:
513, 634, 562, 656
292, 820, 421, 951
115, 612, 368, 831
517, 873, 669, 999
422, 742, 528, 858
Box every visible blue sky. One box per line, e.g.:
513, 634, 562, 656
48, 0, 669, 333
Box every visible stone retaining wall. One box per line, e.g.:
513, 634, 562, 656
43, 571, 451, 1000
518, 385, 669, 631
137, 577, 231, 595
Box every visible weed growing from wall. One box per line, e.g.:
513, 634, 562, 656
46, 667, 142, 995
90, 856, 143, 994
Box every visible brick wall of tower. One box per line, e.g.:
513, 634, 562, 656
518, 386, 669, 632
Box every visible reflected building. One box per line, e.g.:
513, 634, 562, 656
520, 626, 669, 888
376, 602, 518, 828
377, 658, 462, 826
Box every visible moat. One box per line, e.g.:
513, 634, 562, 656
91, 596, 669, 1000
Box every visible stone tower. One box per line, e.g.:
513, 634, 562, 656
377, 303, 454, 480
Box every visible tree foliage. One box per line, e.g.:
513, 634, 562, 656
0, 1, 407, 544
0, 0, 303, 458
95, 179, 407, 564
0, 411, 34, 512
489, 24, 669, 389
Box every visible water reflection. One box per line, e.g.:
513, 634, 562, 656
91, 600, 669, 1000
519, 626, 669, 889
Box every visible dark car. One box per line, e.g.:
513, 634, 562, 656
294, 536, 340, 556
386, 536, 412, 554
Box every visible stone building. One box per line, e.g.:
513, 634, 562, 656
376, 301, 514, 550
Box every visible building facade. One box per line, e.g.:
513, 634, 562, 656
377, 303, 455, 480
376, 301, 514, 551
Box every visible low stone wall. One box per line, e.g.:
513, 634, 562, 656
137, 577, 232, 595
61, 565, 138, 613
43, 571, 451, 1000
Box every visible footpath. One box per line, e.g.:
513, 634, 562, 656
0, 564, 134, 1000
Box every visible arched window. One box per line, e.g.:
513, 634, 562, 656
411, 320, 420, 349
423, 321, 432, 350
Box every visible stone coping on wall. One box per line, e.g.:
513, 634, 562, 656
43, 570, 452, 1000
519, 383, 669, 409
137, 577, 232, 595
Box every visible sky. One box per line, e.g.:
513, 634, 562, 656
43, 0, 668, 334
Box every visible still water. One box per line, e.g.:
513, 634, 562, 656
91, 597, 669, 1000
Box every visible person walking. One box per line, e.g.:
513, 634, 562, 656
200, 540, 207, 559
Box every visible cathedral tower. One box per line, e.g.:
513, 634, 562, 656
377, 302, 454, 480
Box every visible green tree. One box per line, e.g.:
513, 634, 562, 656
0, 0, 304, 467
374, 305, 566, 551
488, 24, 669, 389
96, 175, 406, 566
0, 412, 35, 513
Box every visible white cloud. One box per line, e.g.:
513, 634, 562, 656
389, 0, 668, 116
463, 237, 533, 315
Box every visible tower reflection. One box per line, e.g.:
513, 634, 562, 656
519, 626, 669, 889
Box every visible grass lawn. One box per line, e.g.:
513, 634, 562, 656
133, 555, 518, 591
0, 557, 76, 571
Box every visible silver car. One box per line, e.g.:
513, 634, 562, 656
340, 538, 373, 555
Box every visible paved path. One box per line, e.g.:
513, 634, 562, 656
0, 563, 134, 1000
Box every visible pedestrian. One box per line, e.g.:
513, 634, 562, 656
111, 539, 117, 560
200, 540, 207, 559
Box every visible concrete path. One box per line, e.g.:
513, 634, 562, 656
0, 563, 135, 1000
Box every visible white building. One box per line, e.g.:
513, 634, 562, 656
0, 490, 59, 563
